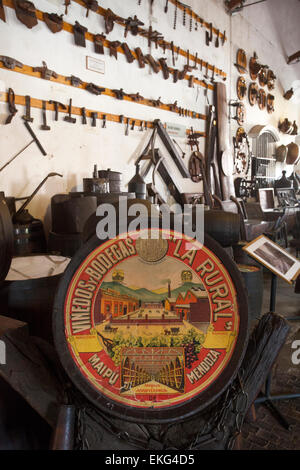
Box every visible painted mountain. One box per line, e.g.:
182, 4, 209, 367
101, 281, 205, 302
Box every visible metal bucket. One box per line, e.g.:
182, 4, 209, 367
0, 255, 70, 342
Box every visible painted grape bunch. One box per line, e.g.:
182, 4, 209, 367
183, 343, 199, 369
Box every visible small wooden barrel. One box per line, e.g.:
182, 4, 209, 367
237, 264, 263, 324
204, 210, 241, 247
0, 255, 70, 342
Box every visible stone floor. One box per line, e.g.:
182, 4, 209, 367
240, 269, 300, 450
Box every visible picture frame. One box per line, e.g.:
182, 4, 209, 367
243, 235, 300, 284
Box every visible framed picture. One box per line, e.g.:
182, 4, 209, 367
243, 235, 300, 284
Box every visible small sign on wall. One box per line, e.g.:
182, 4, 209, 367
86, 56, 105, 75
165, 122, 186, 138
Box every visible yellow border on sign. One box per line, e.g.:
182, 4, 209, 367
64, 230, 240, 409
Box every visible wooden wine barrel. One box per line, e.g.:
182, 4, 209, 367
237, 264, 263, 325
51, 194, 97, 234
48, 231, 83, 258
204, 210, 241, 247
0, 255, 70, 342
0, 193, 14, 283
53, 227, 248, 424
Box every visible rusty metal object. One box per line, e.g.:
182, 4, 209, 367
124, 15, 144, 37
249, 52, 268, 81
13, 0, 37, 29
121, 43, 135, 63
82, 0, 98, 17
258, 66, 268, 87
267, 69, 276, 90
33, 61, 58, 80
94, 34, 106, 54
22, 95, 33, 122
145, 54, 160, 73
0, 0, 6, 22
73, 21, 88, 47
0, 56, 23, 70
112, 88, 126, 100
86, 83, 105, 95
49, 100, 67, 121
151, 97, 162, 107
64, 99, 76, 124
158, 57, 169, 79
257, 88, 266, 110
91, 112, 97, 127
267, 93, 275, 114
234, 48, 247, 74
5, 88, 18, 125
104, 8, 121, 35
40, 100, 50, 131
44, 13, 63, 33
237, 76, 246, 100
128, 92, 143, 102
135, 47, 145, 68
108, 40, 121, 59
67, 75, 83, 87
64, 0, 70, 15
140, 25, 163, 48
248, 82, 258, 106
81, 107, 87, 125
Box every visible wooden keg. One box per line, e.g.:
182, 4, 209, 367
0, 255, 69, 342
51, 194, 97, 234
53, 226, 248, 424
203, 210, 241, 247
0, 193, 14, 283
237, 264, 263, 324
48, 231, 83, 258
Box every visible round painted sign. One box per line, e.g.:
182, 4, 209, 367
53, 229, 248, 423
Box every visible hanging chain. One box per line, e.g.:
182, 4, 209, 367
183, 5, 186, 26
189, 12, 193, 32
173, 1, 178, 29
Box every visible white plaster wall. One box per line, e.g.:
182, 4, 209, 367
0, 0, 299, 225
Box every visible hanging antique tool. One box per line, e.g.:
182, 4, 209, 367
158, 58, 170, 80
267, 70, 276, 90
0, 56, 23, 70
249, 52, 268, 80
267, 93, 275, 113
66, 75, 82, 88
173, 0, 178, 29
258, 66, 268, 87
81, 107, 87, 125
124, 15, 144, 37
33, 61, 58, 80
94, 34, 106, 54
91, 112, 97, 127
237, 76, 247, 100
64, 99, 76, 124
0, 121, 47, 173
22, 95, 33, 122
5, 88, 18, 125
128, 92, 144, 102
229, 100, 246, 125
234, 49, 247, 74
49, 100, 67, 121
257, 88, 266, 110
215, 30, 220, 48
206, 23, 213, 46
121, 43, 135, 63
108, 41, 121, 59
248, 82, 258, 106
140, 26, 163, 48
0, 0, 6, 22
86, 83, 105, 95
135, 48, 145, 68
82, 0, 98, 17
13, 0, 38, 29
112, 88, 126, 100
41, 100, 50, 131
64, 0, 70, 15
44, 13, 64, 33
104, 8, 121, 35
145, 55, 161, 73
73, 21, 88, 47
